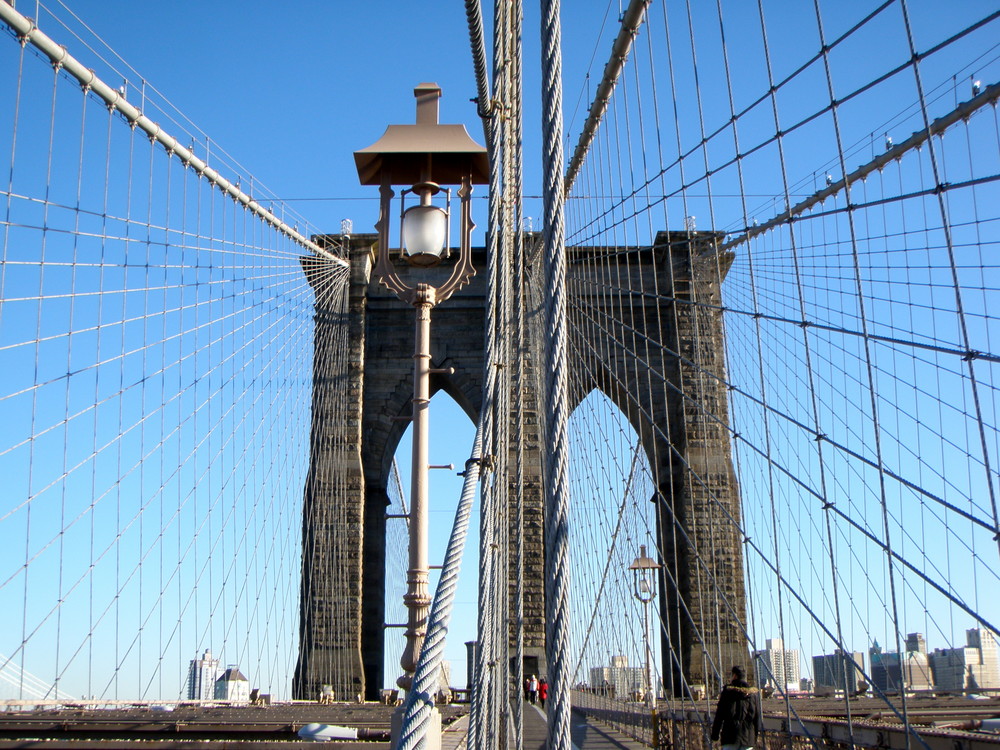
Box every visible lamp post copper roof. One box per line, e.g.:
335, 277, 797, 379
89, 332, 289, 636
354, 83, 488, 301
354, 83, 488, 187
629, 544, 661, 573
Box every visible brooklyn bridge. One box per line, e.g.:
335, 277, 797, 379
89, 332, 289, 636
0, 1, 998, 749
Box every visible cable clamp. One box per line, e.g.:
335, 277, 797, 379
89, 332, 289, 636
963, 349, 981, 362
471, 97, 499, 120
458, 456, 482, 477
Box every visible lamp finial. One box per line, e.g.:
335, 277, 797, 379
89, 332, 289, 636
414, 83, 441, 125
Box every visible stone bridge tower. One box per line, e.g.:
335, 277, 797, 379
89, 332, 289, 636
293, 231, 747, 701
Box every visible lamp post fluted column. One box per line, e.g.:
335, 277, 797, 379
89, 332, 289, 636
399, 285, 436, 689
643, 592, 654, 711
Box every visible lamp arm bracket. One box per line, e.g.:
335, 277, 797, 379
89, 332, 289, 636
435, 177, 478, 302
373, 181, 417, 305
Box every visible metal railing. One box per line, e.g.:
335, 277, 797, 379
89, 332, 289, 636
572, 691, 1000, 750
572, 690, 665, 747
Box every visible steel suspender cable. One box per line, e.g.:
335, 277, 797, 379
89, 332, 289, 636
540, 1, 572, 750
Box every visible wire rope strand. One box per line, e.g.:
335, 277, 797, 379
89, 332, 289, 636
540, 0, 572, 748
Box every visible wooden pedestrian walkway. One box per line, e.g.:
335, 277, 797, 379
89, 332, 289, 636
521, 703, 651, 750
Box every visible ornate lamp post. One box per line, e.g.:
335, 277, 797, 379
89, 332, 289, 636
354, 83, 488, 692
629, 545, 661, 738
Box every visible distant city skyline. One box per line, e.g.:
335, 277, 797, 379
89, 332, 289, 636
762, 628, 1000, 695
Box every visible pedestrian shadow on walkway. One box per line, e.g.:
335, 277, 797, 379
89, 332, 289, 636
521, 702, 647, 750
569, 712, 646, 750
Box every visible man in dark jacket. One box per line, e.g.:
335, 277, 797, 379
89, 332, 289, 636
710, 666, 761, 750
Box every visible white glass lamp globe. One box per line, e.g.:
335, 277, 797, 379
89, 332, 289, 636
402, 204, 448, 266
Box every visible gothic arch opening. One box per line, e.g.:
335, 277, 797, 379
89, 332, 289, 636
566, 388, 662, 700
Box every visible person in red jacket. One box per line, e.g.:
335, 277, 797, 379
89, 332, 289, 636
711, 666, 761, 750
538, 677, 548, 709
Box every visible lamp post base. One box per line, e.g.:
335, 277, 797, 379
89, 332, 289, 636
390, 703, 442, 750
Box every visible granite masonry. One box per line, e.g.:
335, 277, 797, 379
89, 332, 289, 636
294, 231, 747, 700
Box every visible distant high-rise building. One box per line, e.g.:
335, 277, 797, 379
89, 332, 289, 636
905, 633, 927, 654
869, 637, 932, 693
214, 665, 250, 702
590, 655, 650, 699
753, 638, 801, 692
186, 649, 221, 701
812, 650, 865, 695
930, 629, 1000, 692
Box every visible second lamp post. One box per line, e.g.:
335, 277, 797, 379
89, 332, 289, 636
630, 545, 661, 713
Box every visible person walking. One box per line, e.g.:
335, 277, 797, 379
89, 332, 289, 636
710, 666, 761, 750
527, 674, 538, 705
538, 677, 548, 709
